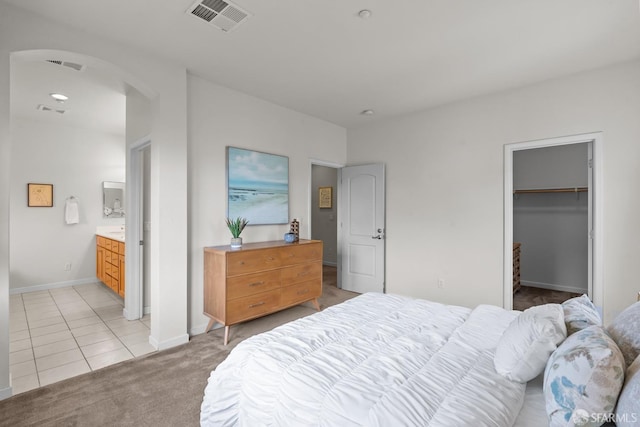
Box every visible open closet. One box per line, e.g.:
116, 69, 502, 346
512, 143, 591, 310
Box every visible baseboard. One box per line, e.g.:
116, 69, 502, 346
143, 306, 151, 315
9, 277, 99, 295
149, 333, 189, 351
521, 280, 587, 295
0, 385, 12, 400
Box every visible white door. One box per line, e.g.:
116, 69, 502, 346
338, 163, 385, 293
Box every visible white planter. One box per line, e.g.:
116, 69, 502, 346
230, 237, 243, 249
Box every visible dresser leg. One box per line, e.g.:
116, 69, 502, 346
205, 317, 216, 333
224, 326, 230, 346
311, 298, 320, 311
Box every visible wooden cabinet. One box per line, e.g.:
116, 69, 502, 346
513, 242, 521, 293
204, 239, 323, 345
96, 235, 125, 297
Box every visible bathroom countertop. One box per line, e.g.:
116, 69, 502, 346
96, 231, 125, 242
96, 226, 125, 243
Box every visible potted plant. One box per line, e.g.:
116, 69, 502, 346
225, 217, 249, 249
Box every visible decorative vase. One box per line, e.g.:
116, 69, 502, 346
284, 233, 296, 243
230, 237, 242, 249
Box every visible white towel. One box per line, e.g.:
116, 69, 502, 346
65, 198, 79, 225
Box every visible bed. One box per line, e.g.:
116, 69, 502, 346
201, 292, 640, 426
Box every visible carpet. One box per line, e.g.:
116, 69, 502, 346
0, 267, 357, 427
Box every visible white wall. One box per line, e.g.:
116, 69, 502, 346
347, 59, 640, 324
9, 118, 125, 291
187, 74, 347, 334
0, 17, 11, 398
311, 165, 338, 265
513, 144, 589, 293
0, 2, 189, 391
514, 144, 588, 190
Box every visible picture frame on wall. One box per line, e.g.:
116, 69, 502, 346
226, 146, 289, 225
318, 186, 332, 209
27, 183, 53, 207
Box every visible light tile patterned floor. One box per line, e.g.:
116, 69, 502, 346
9, 283, 154, 394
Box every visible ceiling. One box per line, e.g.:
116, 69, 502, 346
11, 58, 127, 136
6, 0, 640, 129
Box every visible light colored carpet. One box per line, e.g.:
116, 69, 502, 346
0, 266, 357, 427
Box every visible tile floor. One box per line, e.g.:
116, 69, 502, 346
9, 282, 154, 395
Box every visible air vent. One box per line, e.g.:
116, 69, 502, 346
187, 0, 250, 32
37, 104, 66, 115
45, 59, 86, 72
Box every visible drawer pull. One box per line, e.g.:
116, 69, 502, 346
248, 281, 264, 287
297, 289, 309, 295
249, 301, 265, 308
266, 257, 275, 261
297, 271, 309, 277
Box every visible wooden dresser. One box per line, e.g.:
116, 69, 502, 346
96, 236, 125, 297
204, 239, 323, 344
513, 242, 521, 293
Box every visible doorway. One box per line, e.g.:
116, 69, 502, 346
503, 132, 604, 313
310, 164, 339, 268
309, 161, 387, 294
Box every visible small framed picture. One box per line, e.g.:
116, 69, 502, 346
28, 183, 53, 207
318, 186, 332, 209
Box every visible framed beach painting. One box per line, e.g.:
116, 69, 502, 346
226, 147, 289, 225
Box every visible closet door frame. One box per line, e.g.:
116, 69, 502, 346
503, 132, 603, 314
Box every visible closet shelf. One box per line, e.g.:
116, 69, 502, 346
513, 187, 588, 195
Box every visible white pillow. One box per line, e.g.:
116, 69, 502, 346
494, 304, 567, 383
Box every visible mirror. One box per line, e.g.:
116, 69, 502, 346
103, 181, 125, 218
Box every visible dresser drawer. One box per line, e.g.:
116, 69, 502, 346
281, 280, 321, 307
279, 243, 322, 267
226, 290, 281, 324
227, 270, 281, 300
227, 248, 281, 276
281, 262, 321, 286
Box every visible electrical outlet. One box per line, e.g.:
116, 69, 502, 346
437, 278, 445, 289
64, 262, 72, 271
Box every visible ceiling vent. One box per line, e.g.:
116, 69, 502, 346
187, 0, 250, 32
37, 104, 67, 115
45, 59, 86, 72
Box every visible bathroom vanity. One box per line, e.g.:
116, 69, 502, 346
96, 230, 125, 298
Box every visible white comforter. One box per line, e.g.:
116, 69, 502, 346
201, 293, 527, 426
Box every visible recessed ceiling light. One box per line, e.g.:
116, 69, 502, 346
358, 9, 372, 19
50, 93, 69, 103
360, 109, 374, 116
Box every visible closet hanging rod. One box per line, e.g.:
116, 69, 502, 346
513, 187, 588, 195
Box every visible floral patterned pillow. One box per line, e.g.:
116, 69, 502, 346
606, 301, 640, 368
544, 325, 625, 427
562, 294, 602, 336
